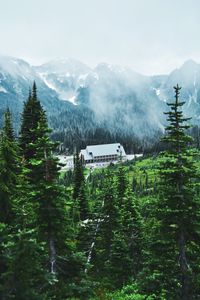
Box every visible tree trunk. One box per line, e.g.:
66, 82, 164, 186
49, 237, 56, 274
179, 230, 189, 300
84, 200, 104, 273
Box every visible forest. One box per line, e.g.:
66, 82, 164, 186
0, 82, 200, 300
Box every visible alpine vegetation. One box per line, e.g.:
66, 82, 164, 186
0, 82, 200, 300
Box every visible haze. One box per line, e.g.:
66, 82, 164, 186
0, 0, 199, 75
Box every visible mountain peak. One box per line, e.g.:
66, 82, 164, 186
181, 59, 199, 70
0, 55, 30, 67
36, 58, 91, 75
169, 59, 200, 78
0, 55, 33, 77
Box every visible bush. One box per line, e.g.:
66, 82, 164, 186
92, 284, 157, 300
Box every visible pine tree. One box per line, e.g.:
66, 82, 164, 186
111, 166, 142, 285
0, 109, 48, 300
90, 168, 125, 288
0, 109, 19, 297
3, 228, 48, 300
19, 82, 43, 160
29, 110, 83, 298
0, 109, 20, 224
77, 183, 89, 221
116, 164, 128, 206
141, 85, 200, 299
73, 150, 85, 200
121, 187, 142, 280
3, 108, 14, 140
72, 150, 89, 223
30, 110, 64, 265
106, 184, 142, 288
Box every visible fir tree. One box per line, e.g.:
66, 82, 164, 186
141, 85, 200, 299
29, 110, 83, 298
78, 183, 89, 221
116, 164, 128, 206
0, 109, 20, 224
19, 82, 43, 160
91, 168, 124, 288
73, 150, 85, 200
121, 187, 142, 280
0, 109, 48, 300
3, 108, 14, 140
0, 115, 16, 298
3, 228, 48, 300
72, 150, 89, 223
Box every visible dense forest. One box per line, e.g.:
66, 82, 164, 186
0, 83, 200, 300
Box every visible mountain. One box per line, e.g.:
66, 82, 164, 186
0, 56, 73, 130
153, 60, 200, 120
0, 56, 200, 150
34, 58, 91, 104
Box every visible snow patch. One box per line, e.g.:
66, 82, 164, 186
39, 73, 78, 104
187, 90, 198, 107
39, 73, 57, 91
0, 86, 7, 93
156, 89, 160, 96
93, 73, 99, 81
58, 78, 64, 83
153, 87, 160, 96
78, 73, 89, 81
68, 95, 77, 105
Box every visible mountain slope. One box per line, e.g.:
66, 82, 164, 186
1, 56, 200, 148
0, 56, 73, 129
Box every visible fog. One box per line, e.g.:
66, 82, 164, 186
0, 0, 200, 74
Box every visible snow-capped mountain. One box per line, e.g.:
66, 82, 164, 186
35, 58, 91, 104
1, 55, 200, 143
152, 60, 200, 120
0, 56, 70, 129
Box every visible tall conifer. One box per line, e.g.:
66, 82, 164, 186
19, 82, 43, 160
141, 85, 200, 299
29, 110, 83, 298
0, 109, 20, 224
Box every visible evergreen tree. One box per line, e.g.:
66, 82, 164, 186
29, 110, 83, 299
116, 164, 128, 206
3, 228, 48, 300
0, 109, 20, 224
0, 109, 47, 300
19, 82, 43, 160
3, 108, 14, 140
0, 109, 20, 297
141, 85, 200, 299
90, 168, 126, 288
77, 183, 89, 221
121, 187, 142, 280
106, 182, 142, 288
73, 150, 85, 200
72, 150, 89, 223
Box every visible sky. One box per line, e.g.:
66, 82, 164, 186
0, 0, 200, 75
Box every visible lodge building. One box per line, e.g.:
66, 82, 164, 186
80, 143, 126, 164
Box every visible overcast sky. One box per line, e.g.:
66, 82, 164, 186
0, 0, 199, 74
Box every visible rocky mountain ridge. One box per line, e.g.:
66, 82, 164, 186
0, 56, 199, 146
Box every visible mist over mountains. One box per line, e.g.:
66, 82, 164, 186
0, 56, 200, 151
